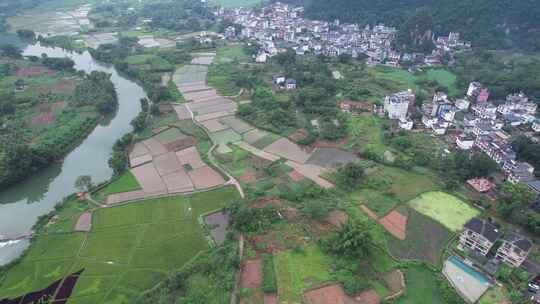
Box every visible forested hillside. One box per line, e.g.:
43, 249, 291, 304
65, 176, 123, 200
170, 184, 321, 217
284, 0, 540, 51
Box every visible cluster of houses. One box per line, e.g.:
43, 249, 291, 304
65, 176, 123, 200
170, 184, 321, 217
376, 83, 540, 202
218, 2, 470, 66
460, 217, 532, 268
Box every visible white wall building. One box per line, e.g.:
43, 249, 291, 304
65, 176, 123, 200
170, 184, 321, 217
384, 90, 415, 120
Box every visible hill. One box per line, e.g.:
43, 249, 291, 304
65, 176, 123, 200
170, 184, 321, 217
284, 0, 540, 51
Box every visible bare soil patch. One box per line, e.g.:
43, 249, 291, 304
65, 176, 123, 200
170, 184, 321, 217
287, 170, 305, 182
378, 210, 407, 240
188, 166, 225, 189
288, 128, 309, 143
264, 293, 278, 304
31, 113, 54, 125
303, 283, 356, 304
381, 270, 405, 300
16, 66, 55, 77
312, 136, 349, 149
240, 169, 257, 183
326, 210, 349, 228
353, 289, 380, 304
241, 259, 262, 289
74, 212, 92, 232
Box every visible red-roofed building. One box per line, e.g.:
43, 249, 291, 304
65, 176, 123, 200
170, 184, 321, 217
467, 178, 494, 193
339, 100, 373, 115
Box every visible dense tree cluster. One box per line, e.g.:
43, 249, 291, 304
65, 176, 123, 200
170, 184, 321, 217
453, 50, 540, 102
284, 0, 540, 51
139, 1, 214, 32
73, 71, 118, 115
512, 135, 540, 177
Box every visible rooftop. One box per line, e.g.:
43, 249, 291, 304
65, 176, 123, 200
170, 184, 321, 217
464, 217, 499, 243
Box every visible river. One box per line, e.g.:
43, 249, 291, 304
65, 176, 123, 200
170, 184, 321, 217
0, 43, 144, 265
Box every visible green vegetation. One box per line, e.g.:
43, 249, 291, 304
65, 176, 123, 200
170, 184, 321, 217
353, 165, 440, 216
479, 286, 510, 304
262, 254, 277, 293
387, 207, 452, 266
274, 245, 332, 303
454, 50, 540, 100
212, 0, 262, 8
408, 191, 480, 232
296, 0, 540, 51
101, 172, 141, 195
0, 187, 239, 302
396, 265, 450, 304
0, 55, 119, 188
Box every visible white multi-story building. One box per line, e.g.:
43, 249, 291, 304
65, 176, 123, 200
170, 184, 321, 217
496, 233, 533, 267
459, 218, 499, 256
384, 90, 415, 120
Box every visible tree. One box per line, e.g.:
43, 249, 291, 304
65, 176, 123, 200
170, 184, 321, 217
336, 162, 364, 190
325, 219, 376, 259
469, 153, 498, 177
0, 44, 22, 59
75, 175, 93, 192
497, 182, 536, 219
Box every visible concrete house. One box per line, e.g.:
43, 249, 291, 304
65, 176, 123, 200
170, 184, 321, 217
459, 218, 499, 256
496, 232, 533, 267
384, 90, 415, 120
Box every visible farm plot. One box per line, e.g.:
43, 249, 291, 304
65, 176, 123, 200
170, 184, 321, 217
306, 148, 359, 169
173, 65, 208, 85
114, 131, 224, 203
274, 245, 332, 303
263, 138, 312, 164
395, 265, 448, 304
408, 191, 480, 232
302, 283, 358, 304
203, 210, 230, 245
0, 188, 240, 303
352, 166, 440, 217
387, 206, 452, 266
191, 56, 215, 66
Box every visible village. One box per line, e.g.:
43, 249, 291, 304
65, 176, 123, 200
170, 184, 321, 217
218, 2, 471, 66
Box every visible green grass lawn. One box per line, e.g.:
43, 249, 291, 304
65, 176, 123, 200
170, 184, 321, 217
215, 45, 251, 63
101, 172, 141, 195
0, 187, 239, 302
408, 191, 480, 232
396, 265, 448, 304
422, 69, 458, 97
274, 245, 333, 303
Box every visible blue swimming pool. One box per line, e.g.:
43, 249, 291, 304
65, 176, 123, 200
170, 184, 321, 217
448, 256, 489, 284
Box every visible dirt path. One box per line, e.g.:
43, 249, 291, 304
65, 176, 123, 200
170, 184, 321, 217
230, 234, 245, 304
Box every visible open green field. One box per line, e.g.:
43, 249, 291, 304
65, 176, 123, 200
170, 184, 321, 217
409, 191, 480, 232
207, 63, 241, 96
421, 69, 459, 96
211, 0, 262, 8
353, 166, 441, 216
346, 115, 389, 156
215, 45, 251, 63
101, 172, 141, 195
387, 206, 452, 266
396, 265, 448, 304
0, 187, 239, 302
274, 245, 332, 303
125, 54, 174, 72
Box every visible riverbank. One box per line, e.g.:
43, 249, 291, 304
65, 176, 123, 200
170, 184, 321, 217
0, 42, 144, 265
